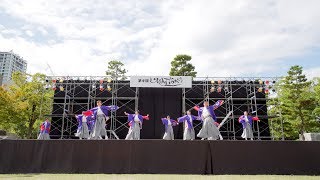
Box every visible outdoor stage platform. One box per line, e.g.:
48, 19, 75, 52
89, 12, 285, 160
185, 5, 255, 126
0, 140, 319, 175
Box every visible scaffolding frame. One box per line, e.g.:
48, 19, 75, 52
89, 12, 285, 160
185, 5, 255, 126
183, 76, 281, 140
46, 76, 282, 140
47, 76, 138, 139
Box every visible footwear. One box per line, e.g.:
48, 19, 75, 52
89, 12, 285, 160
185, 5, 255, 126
219, 135, 223, 140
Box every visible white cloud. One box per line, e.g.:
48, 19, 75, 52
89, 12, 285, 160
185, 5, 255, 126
37, 27, 48, 35
25, 30, 34, 37
0, 24, 22, 36
0, 0, 319, 77
0, 0, 168, 76
305, 67, 320, 79
128, 0, 320, 77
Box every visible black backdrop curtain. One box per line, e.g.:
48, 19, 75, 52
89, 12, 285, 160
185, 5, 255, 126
138, 88, 183, 139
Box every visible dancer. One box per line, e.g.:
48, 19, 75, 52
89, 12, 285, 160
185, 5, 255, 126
177, 110, 199, 140
75, 111, 93, 139
37, 118, 51, 140
124, 110, 149, 140
161, 115, 178, 140
90, 100, 119, 140
238, 111, 260, 140
87, 116, 95, 137
194, 100, 224, 140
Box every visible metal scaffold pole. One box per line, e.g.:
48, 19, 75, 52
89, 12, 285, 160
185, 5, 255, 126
135, 87, 139, 111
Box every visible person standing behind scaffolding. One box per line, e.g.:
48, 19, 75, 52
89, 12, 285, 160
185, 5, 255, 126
90, 100, 119, 140
193, 100, 224, 140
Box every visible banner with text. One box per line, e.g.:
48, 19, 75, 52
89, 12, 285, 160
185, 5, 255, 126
130, 76, 192, 88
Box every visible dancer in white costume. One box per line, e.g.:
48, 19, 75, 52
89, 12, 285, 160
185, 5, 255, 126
90, 100, 119, 140
124, 111, 149, 140
194, 100, 224, 140
177, 111, 199, 140
161, 116, 178, 140
37, 119, 51, 140
238, 111, 260, 140
75, 111, 93, 139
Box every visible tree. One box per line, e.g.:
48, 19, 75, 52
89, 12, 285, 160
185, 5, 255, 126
169, 54, 197, 77
313, 78, 320, 121
267, 96, 285, 140
0, 86, 15, 132
106, 60, 127, 80
269, 65, 319, 140
0, 72, 53, 138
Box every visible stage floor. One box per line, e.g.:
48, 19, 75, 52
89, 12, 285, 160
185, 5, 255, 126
0, 140, 319, 175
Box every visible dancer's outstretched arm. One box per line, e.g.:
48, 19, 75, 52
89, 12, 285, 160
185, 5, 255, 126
212, 100, 224, 110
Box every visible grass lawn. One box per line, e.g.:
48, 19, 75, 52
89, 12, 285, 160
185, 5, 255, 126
0, 174, 319, 180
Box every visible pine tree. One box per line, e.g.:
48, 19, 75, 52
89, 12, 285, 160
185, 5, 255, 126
169, 54, 197, 77
106, 60, 127, 80
313, 78, 320, 123
270, 65, 318, 140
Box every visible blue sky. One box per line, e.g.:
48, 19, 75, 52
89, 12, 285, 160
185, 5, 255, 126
0, 0, 319, 78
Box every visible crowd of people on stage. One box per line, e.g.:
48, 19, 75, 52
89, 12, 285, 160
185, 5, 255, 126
38, 100, 259, 141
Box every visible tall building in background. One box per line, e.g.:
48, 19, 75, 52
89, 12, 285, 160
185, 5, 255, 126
0, 50, 27, 85
0, 74, 3, 86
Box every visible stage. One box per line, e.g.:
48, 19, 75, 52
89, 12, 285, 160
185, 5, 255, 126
0, 140, 319, 175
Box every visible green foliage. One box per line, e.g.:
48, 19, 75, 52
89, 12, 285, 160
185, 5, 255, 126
269, 66, 320, 140
106, 60, 127, 80
169, 54, 197, 77
268, 97, 285, 140
0, 87, 15, 132
313, 78, 320, 121
0, 72, 53, 139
